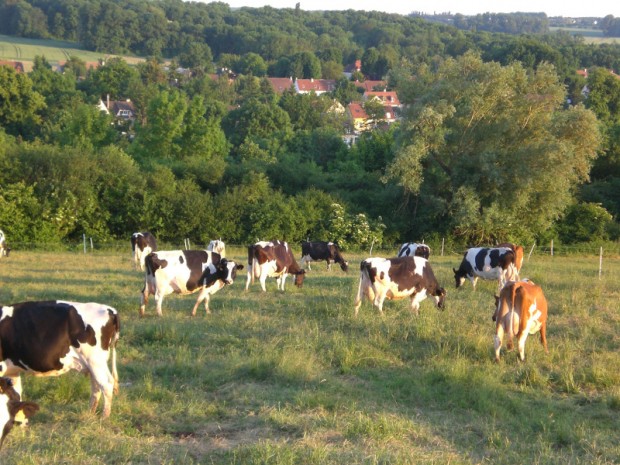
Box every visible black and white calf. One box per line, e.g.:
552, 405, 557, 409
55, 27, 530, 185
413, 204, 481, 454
453, 247, 518, 291
0, 300, 120, 418
300, 241, 348, 272
0, 377, 39, 449
0, 230, 10, 257
354, 256, 446, 316
140, 250, 243, 316
397, 242, 431, 260
131, 231, 157, 270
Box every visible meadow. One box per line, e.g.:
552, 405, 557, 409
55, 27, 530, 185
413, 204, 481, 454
0, 247, 618, 464
0, 34, 145, 71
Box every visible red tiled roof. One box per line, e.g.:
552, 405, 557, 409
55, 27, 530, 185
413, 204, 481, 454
348, 102, 368, 119
296, 78, 336, 93
354, 80, 386, 92
0, 60, 24, 73
267, 77, 295, 93
365, 91, 401, 106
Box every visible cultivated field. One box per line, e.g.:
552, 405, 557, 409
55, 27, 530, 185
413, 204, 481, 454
0, 34, 145, 71
0, 248, 618, 464
549, 27, 620, 44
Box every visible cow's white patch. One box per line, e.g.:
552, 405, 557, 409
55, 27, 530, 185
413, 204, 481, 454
0, 306, 14, 322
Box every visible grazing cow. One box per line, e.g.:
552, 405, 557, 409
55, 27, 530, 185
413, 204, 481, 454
140, 250, 243, 316
300, 241, 348, 272
354, 256, 446, 316
497, 242, 524, 272
206, 239, 226, 258
246, 240, 305, 292
453, 247, 518, 291
493, 280, 548, 362
0, 230, 10, 257
131, 231, 157, 271
0, 300, 120, 418
0, 377, 39, 449
397, 242, 431, 260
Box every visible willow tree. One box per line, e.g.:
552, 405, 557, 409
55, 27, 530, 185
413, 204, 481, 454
386, 52, 601, 243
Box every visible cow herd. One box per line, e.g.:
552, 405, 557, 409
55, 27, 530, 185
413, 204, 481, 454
0, 231, 550, 449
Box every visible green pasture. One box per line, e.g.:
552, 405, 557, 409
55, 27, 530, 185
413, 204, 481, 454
0, 248, 618, 464
0, 34, 144, 70
549, 27, 620, 44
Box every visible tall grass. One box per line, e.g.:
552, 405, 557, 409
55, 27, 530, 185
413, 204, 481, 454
0, 248, 618, 464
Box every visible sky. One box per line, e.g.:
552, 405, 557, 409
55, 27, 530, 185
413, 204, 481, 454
207, 0, 619, 18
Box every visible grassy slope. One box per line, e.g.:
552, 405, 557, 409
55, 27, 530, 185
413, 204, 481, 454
0, 248, 618, 464
0, 34, 144, 71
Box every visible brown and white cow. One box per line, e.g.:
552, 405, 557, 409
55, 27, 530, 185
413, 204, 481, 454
0, 230, 10, 258
493, 280, 548, 362
246, 240, 305, 292
140, 250, 243, 316
453, 247, 518, 291
354, 256, 446, 316
497, 242, 524, 273
397, 242, 431, 260
0, 377, 39, 449
131, 231, 157, 270
300, 241, 348, 272
207, 239, 226, 258
0, 300, 120, 418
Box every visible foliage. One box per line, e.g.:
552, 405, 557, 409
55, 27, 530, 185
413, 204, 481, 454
556, 202, 614, 243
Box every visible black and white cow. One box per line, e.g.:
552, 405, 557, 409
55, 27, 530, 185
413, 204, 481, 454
0, 377, 39, 449
453, 247, 518, 291
0, 230, 10, 258
131, 231, 157, 271
206, 239, 226, 258
140, 250, 243, 316
397, 242, 431, 260
0, 300, 120, 418
300, 241, 348, 272
354, 256, 446, 316
246, 240, 305, 292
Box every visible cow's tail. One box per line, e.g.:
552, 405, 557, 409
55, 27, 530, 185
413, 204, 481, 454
110, 312, 120, 394
509, 282, 519, 338
247, 245, 259, 282
358, 260, 375, 301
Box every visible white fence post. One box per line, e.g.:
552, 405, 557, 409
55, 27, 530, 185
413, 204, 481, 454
369, 238, 375, 256
528, 242, 536, 261
83, 234, 87, 254
599, 247, 603, 279
90, 237, 94, 251
441, 238, 445, 256
550, 240, 554, 257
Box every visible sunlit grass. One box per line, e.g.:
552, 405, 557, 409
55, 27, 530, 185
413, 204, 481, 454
0, 248, 618, 463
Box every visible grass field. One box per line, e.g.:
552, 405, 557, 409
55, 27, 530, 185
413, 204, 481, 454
0, 248, 618, 464
0, 34, 145, 71
549, 27, 620, 44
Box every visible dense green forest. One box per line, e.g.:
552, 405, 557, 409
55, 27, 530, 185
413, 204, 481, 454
0, 0, 619, 249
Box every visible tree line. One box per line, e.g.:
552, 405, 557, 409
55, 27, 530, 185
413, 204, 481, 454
0, 3, 619, 249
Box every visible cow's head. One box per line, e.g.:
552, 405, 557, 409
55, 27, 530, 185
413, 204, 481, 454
434, 287, 447, 310
293, 269, 305, 288
0, 377, 39, 450
453, 268, 466, 288
218, 259, 244, 285
339, 260, 349, 273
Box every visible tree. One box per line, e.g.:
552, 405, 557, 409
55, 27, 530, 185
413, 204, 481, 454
0, 65, 45, 138
385, 53, 601, 243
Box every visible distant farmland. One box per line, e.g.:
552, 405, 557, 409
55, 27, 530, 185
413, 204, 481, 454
0, 34, 145, 71
549, 27, 620, 44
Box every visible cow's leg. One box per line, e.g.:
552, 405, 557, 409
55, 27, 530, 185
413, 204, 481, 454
88, 363, 115, 418
517, 331, 529, 362
540, 321, 548, 353
354, 276, 365, 317
139, 284, 149, 316
494, 325, 504, 362
9, 375, 30, 425
326, 259, 331, 271
373, 290, 387, 315
409, 295, 421, 316
245, 269, 252, 291
259, 272, 268, 292
154, 289, 165, 316
471, 276, 478, 290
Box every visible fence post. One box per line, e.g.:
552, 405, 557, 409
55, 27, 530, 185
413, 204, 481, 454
83, 234, 87, 254
599, 247, 603, 279
441, 238, 445, 256
528, 242, 536, 261
90, 237, 94, 251
369, 238, 375, 256
550, 240, 554, 257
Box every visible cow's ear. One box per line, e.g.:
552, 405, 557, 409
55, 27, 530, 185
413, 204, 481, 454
236, 264, 244, 270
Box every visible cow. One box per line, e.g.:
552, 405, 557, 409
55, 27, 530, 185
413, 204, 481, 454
497, 242, 524, 273
397, 242, 431, 260
206, 239, 226, 258
0, 377, 39, 450
0, 230, 10, 258
493, 280, 548, 362
245, 240, 305, 292
300, 241, 348, 272
140, 250, 243, 316
453, 247, 518, 291
131, 232, 157, 271
0, 300, 120, 418
354, 256, 446, 316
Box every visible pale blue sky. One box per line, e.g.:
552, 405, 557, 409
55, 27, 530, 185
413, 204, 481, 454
203, 0, 618, 17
